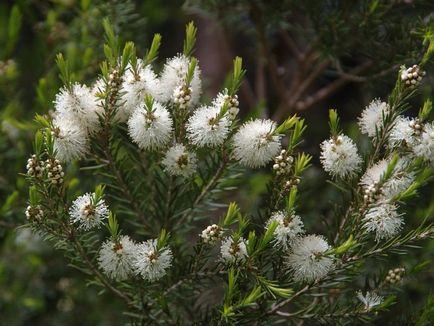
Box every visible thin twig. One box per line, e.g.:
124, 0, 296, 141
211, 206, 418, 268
267, 285, 311, 315
250, 2, 291, 113
102, 147, 151, 231
286, 59, 331, 110
177, 157, 228, 227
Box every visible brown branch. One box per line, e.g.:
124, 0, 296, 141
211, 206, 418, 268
255, 56, 266, 103
295, 59, 331, 99
295, 60, 373, 111
250, 2, 290, 114
279, 30, 302, 62
272, 33, 322, 121
163, 175, 175, 230
273, 57, 329, 121
240, 76, 258, 112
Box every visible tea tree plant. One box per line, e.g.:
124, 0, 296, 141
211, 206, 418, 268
24, 21, 434, 324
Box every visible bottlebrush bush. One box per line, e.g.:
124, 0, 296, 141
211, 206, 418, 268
24, 20, 434, 324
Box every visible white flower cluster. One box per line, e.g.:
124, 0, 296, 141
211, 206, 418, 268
123, 60, 260, 178
211, 210, 333, 282
52, 83, 102, 162
362, 203, 403, 241
69, 193, 109, 230
49, 48, 293, 180
159, 54, 202, 107
320, 134, 362, 178
388, 116, 434, 164
186, 105, 230, 147
401, 64, 425, 86
54, 83, 101, 133
220, 236, 248, 264
266, 211, 304, 250
233, 119, 282, 168
358, 99, 390, 137
133, 239, 173, 281
162, 144, 197, 178
360, 157, 413, 241
360, 158, 414, 202
51, 116, 90, 163
412, 122, 434, 164
388, 116, 417, 148
120, 60, 161, 121
98, 235, 137, 281
286, 235, 334, 282
98, 237, 173, 282
213, 90, 240, 120
127, 101, 173, 151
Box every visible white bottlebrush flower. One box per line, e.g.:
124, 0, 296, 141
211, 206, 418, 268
232, 119, 281, 168
357, 291, 383, 311
388, 116, 417, 149
186, 105, 230, 147
54, 83, 101, 133
212, 89, 240, 120
133, 239, 172, 281
127, 101, 173, 150
286, 235, 334, 282
358, 99, 390, 137
121, 61, 161, 118
360, 158, 414, 200
220, 236, 248, 264
412, 122, 434, 164
320, 134, 362, 178
69, 193, 109, 230
266, 211, 304, 250
158, 54, 202, 106
362, 203, 403, 241
52, 116, 89, 163
98, 235, 137, 281
162, 144, 197, 177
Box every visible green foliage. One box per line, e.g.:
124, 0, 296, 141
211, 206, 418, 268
186, 57, 198, 86
2, 1, 434, 325
227, 57, 245, 96
183, 21, 197, 57
416, 294, 434, 326
328, 108, 340, 137
144, 33, 162, 65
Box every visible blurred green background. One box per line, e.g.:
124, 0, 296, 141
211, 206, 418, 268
1, 0, 434, 324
